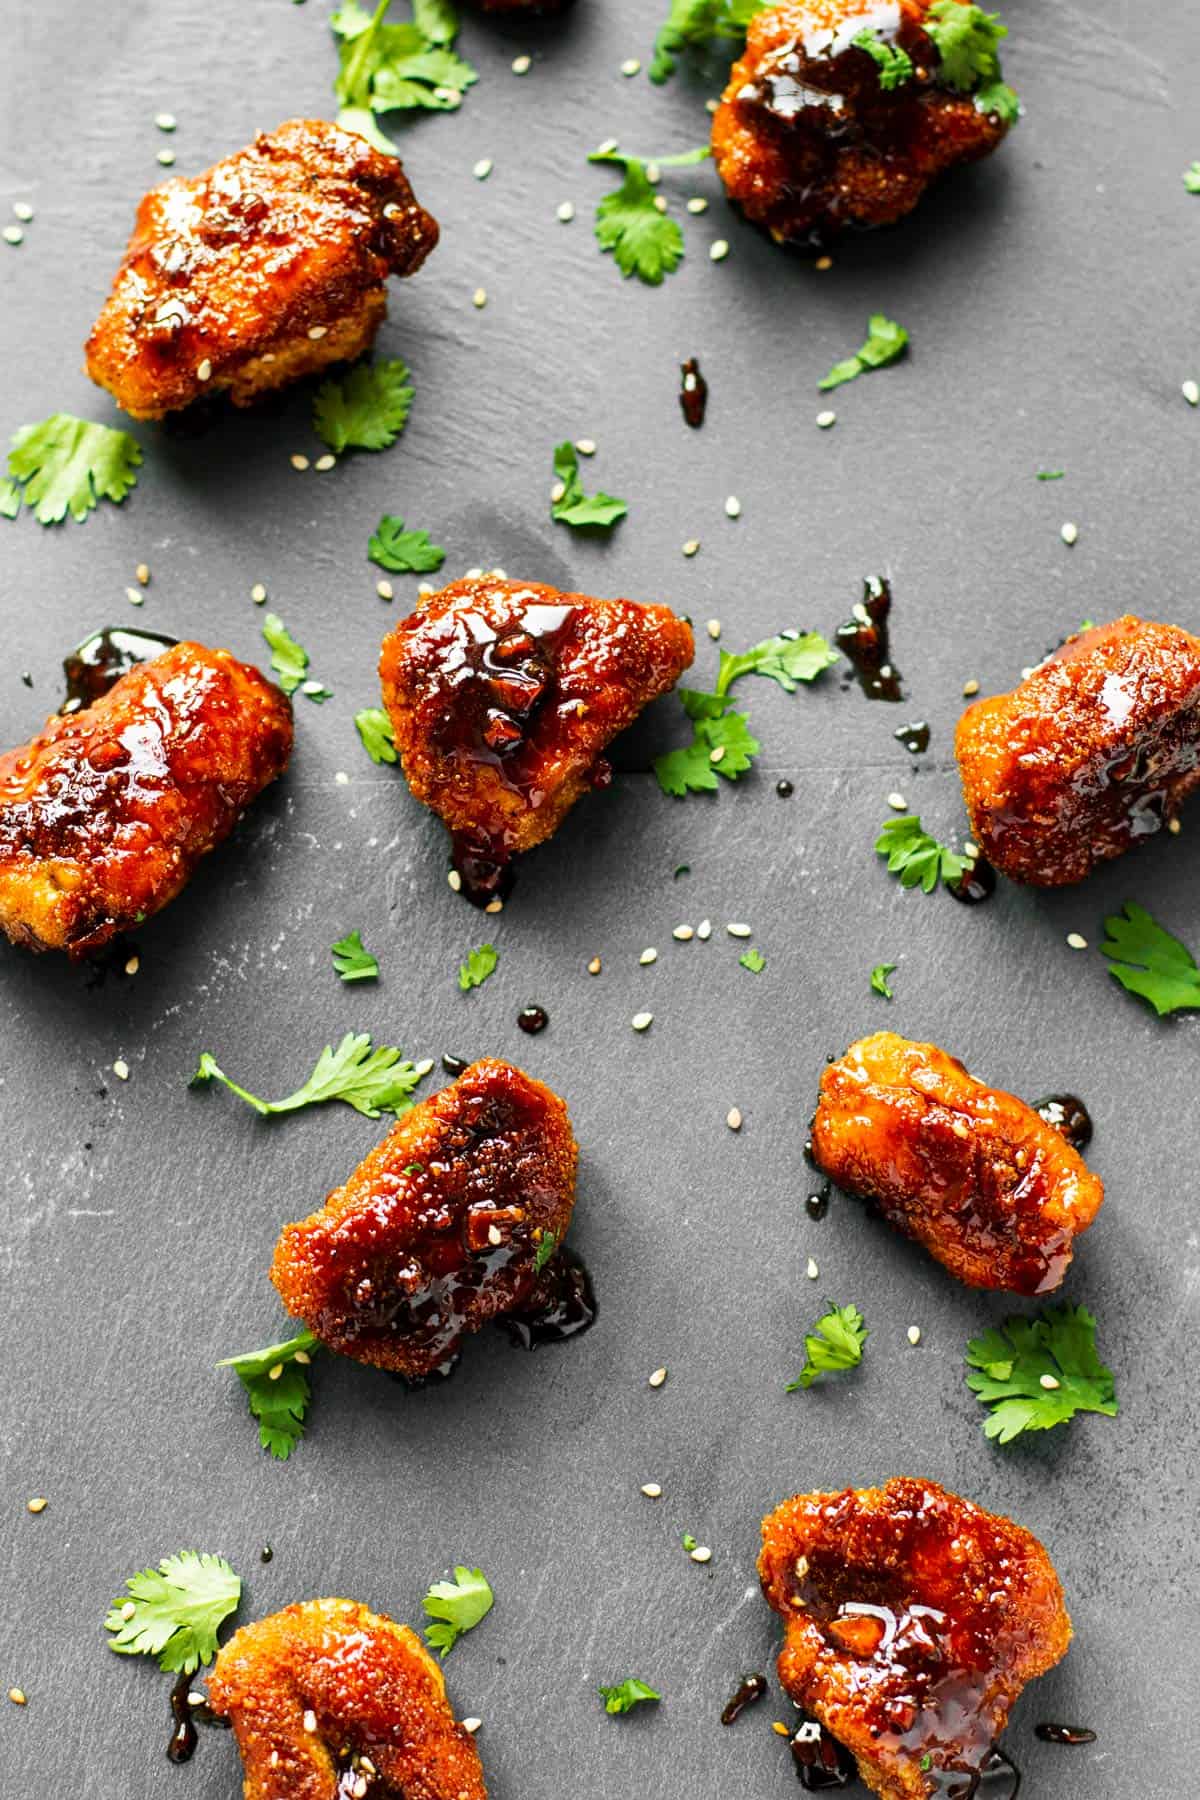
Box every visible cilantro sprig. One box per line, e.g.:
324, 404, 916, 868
853, 27, 914, 88
332, 0, 477, 152
422, 1566, 494, 1657
313, 358, 414, 454
4, 415, 142, 525
1100, 902, 1200, 1016
599, 1679, 661, 1714
369, 514, 445, 574
787, 1302, 868, 1391
262, 613, 332, 702
218, 1330, 320, 1460
648, 0, 766, 84
924, 1, 1020, 123
332, 930, 379, 983
965, 1304, 1117, 1443
875, 815, 970, 893
819, 314, 909, 391
551, 442, 627, 530
192, 1033, 432, 1119
870, 961, 896, 998
356, 706, 398, 764
588, 146, 711, 286
105, 1553, 241, 1673
459, 943, 498, 991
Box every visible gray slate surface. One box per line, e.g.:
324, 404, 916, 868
2, 0, 1198, 1795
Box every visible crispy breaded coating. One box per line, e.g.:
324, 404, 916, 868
810, 1033, 1103, 1293
272, 1060, 578, 1377
0, 641, 292, 956
759, 1479, 1071, 1800
379, 576, 693, 903
711, 0, 1012, 245
208, 1597, 487, 1800
85, 119, 438, 420
956, 615, 1200, 886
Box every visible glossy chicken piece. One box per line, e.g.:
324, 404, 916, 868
208, 1598, 487, 1800
380, 576, 693, 904
760, 1479, 1071, 1800
272, 1060, 578, 1377
85, 119, 438, 420
810, 1033, 1103, 1293
956, 616, 1200, 886
0, 639, 292, 956
711, 0, 1013, 245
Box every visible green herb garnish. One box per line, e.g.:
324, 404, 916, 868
332, 930, 379, 983
870, 961, 896, 998
459, 943, 498, 991
262, 612, 332, 701
965, 1304, 1117, 1443
786, 1302, 868, 1391
192, 1033, 431, 1119
819, 314, 909, 391
4, 415, 141, 524
589, 146, 711, 285
355, 706, 398, 764
369, 514, 446, 573
218, 1330, 320, 1460
551, 442, 627, 530
1100, 901, 1200, 1016
599, 1679, 662, 1714
105, 1553, 241, 1672
313, 357, 414, 454
875, 815, 970, 893
422, 1566, 494, 1658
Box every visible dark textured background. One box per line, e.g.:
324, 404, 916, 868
2, 1, 1198, 1795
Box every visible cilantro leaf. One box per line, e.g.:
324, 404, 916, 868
333, 0, 476, 148
965, 1304, 1118, 1444
191, 1033, 432, 1119
0, 479, 20, 519
422, 1566, 494, 1658
739, 947, 765, 973
262, 612, 331, 702
853, 27, 914, 88
716, 630, 839, 695
105, 1553, 241, 1673
459, 943, 498, 991
870, 961, 896, 998
595, 159, 685, 285
599, 1679, 661, 1714
1100, 902, 1200, 1017
875, 815, 970, 894
218, 1330, 320, 1460
924, 2, 1019, 119
653, 709, 760, 795
819, 314, 909, 391
413, 0, 459, 43
1185, 163, 1200, 195
369, 514, 446, 573
6, 414, 141, 525
533, 1229, 557, 1275
356, 706, 398, 764
786, 1301, 868, 1391
551, 442, 627, 530
648, 0, 766, 81
1037, 469, 1065, 481
332, 930, 379, 983
313, 358, 414, 454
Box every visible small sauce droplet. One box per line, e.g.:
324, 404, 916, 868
498, 1248, 597, 1349
1034, 1723, 1096, 1746
517, 1005, 548, 1035
947, 857, 997, 906
260, 1545, 273, 1564
894, 719, 930, 755
720, 1672, 767, 1725
442, 1053, 470, 1077
680, 357, 708, 428
835, 576, 903, 702
777, 779, 795, 797
1031, 1095, 1093, 1153
806, 1187, 830, 1221
166, 1670, 228, 1764
61, 627, 178, 713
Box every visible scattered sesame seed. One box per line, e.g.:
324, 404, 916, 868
686, 196, 708, 214
726, 1107, 742, 1132
334, 771, 350, 786
587, 956, 602, 975
295, 1350, 311, 1365
156, 149, 176, 166
1021, 666, 1035, 680
418, 582, 435, 597
472, 287, 487, 308
706, 618, 721, 639
314, 453, 336, 472
706, 97, 718, 114
307, 325, 328, 341
448, 869, 463, 892
962, 678, 980, 697
551, 480, 567, 504
414, 1059, 435, 1077
376, 579, 394, 601
645, 163, 661, 185
303, 1710, 318, 1734
1040, 1373, 1061, 1391
682, 539, 700, 557
112, 1059, 130, 1081
465, 567, 484, 580
815, 254, 833, 271
473, 158, 493, 180
13, 202, 34, 222
155, 111, 177, 131
724, 495, 741, 518
8, 1689, 26, 1707
1168, 816, 1182, 835
710, 239, 730, 262
135, 563, 151, 587
556, 200, 575, 222
2, 226, 23, 245
1066, 932, 1088, 950
963, 841, 980, 860
690, 1546, 712, 1564
673, 925, 694, 941
595, 137, 619, 157
125, 586, 144, 606
121, 1601, 136, 1621
511, 53, 531, 74
484, 897, 503, 915
773, 1722, 792, 1738
887, 792, 908, 811
1060, 521, 1078, 546
806, 1256, 819, 1280
249, 582, 267, 604
575, 438, 596, 456
491, 567, 508, 580
632, 1012, 654, 1032
26, 1498, 47, 1514
639, 947, 658, 965
640, 1482, 662, 1498
195, 358, 212, 382
268, 1363, 284, 1382
1183, 380, 1199, 407
697, 919, 712, 940
709, 745, 726, 765
816, 410, 837, 429
727, 922, 752, 938
290, 454, 310, 471
907, 1325, 921, 1346
648, 1366, 667, 1387
124, 955, 140, 976
461, 1717, 482, 1735
621, 56, 641, 76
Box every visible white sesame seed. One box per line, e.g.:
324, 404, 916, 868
575, 438, 596, 456
112, 1059, 129, 1082
26, 1497, 47, 1514
121, 1601, 136, 1620
645, 163, 661, 185
962, 678, 980, 697
556, 201, 575, 223
1183, 379, 1199, 407
135, 562, 150, 586
815, 254, 833, 271
649, 1366, 668, 1388
709, 745, 726, 765
1060, 521, 1078, 546
125, 586, 143, 606
511, 53, 531, 74
124, 955, 140, 976
303, 1710, 318, 1734
621, 57, 641, 76
334, 771, 350, 786
816, 410, 837, 429
465, 567, 484, 580
594, 138, 619, 157
710, 239, 730, 262
472, 287, 487, 308
294, 1349, 311, 1366
414, 1060, 435, 1078
487, 1224, 502, 1247
8, 1689, 27, 1706
806, 1257, 819, 1280
632, 1012, 654, 1032
418, 582, 435, 597
250, 582, 267, 604
907, 1325, 921, 1346
473, 158, 493, 180
726, 1108, 742, 1132
156, 149, 176, 166
727, 922, 752, 938
461, 1717, 482, 1735
485, 897, 503, 914
1066, 932, 1088, 951
491, 568, 507, 580
314, 453, 336, 472
3, 225, 24, 245
13, 202, 34, 222
307, 325, 328, 340
1168, 816, 1182, 835
376, 580, 394, 601
641, 1482, 662, 1498
588, 956, 602, 975
290, 454, 310, 471
155, 111, 177, 131
682, 539, 700, 557
1021, 666, 1035, 680
690, 1546, 712, 1564
706, 618, 721, 639
697, 919, 712, 940
1040, 1373, 1061, 1390
639, 947, 657, 965
673, 925, 694, 941
268, 1363, 284, 1382
686, 196, 708, 214
196, 358, 212, 382
964, 841, 980, 859
448, 869, 463, 892
725, 495, 741, 518
887, 792, 908, 811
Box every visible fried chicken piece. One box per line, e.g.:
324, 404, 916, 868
0, 638, 292, 956
711, 0, 1014, 245
759, 1479, 1071, 1800
85, 119, 438, 421
272, 1060, 578, 1377
810, 1033, 1103, 1294
379, 576, 694, 903
956, 616, 1200, 886
208, 1598, 487, 1800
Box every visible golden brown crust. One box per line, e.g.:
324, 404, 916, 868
208, 1597, 487, 1800
85, 119, 438, 420
378, 576, 693, 897
711, 0, 1011, 244
956, 615, 1200, 886
0, 643, 293, 955
810, 1033, 1103, 1293
272, 1059, 578, 1376
760, 1479, 1071, 1800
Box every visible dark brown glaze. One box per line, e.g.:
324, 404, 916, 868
955, 616, 1200, 885
207, 1598, 486, 1800
1031, 1095, 1093, 1154
836, 578, 903, 702
721, 1672, 768, 1725
61, 627, 178, 713
680, 357, 709, 428
809, 1034, 1104, 1293
711, 0, 1013, 245
760, 1480, 1071, 1800
0, 642, 293, 955
86, 119, 438, 420
379, 577, 694, 905
497, 1247, 596, 1349
1034, 1723, 1095, 1746
894, 721, 930, 755
271, 1060, 578, 1377
517, 1004, 548, 1035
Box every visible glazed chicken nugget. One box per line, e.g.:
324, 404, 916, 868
86, 119, 438, 420
810, 1033, 1103, 1293
272, 1059, 578, 1377
379, 576, 694, 904
759, 1479, 1072, 1800
956, 615, 1200, 886
711, 0, 1015, 245
0, 640, 292, 956
208, 1597, 487, 1800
